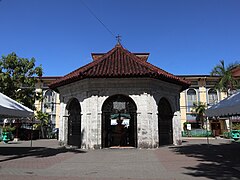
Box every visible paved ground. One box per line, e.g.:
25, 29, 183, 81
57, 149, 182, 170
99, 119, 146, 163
0, 138, 240, 180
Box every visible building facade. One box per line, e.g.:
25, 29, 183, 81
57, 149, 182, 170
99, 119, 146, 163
179, 75, 228, 135
179, 66, 240, 136
35, 77, 61, 128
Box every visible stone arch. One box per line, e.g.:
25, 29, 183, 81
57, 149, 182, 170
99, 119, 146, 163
66, 98, 82, 147
101, 94, 137, 148
158, 97, 173, 146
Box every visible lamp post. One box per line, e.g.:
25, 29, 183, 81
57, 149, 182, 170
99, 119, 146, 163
206, 116, 209, 145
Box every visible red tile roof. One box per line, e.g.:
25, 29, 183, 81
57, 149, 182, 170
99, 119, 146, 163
92, 52, 150, 62
231, 66, 240, 77
49, 44, 190, 91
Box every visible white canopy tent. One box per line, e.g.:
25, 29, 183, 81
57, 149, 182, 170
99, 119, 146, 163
0, 92, 34, 118
206, 91, 240, 117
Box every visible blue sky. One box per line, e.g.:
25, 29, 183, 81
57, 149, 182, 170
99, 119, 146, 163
0, 0, 240, 76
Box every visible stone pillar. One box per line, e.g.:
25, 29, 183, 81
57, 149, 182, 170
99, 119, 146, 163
59, 102, 67, 146
172, 111, 182, 145
90, 95, 99, 149
135, 93, 155, 148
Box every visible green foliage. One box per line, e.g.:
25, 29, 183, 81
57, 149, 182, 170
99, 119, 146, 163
183, 122, 190, 126
191, 102, 206, 115
191, 102, 207, 128
0, 52, 43, 109
1, 125, 16, 132
211, 60, 240, 94
35, 111, 49, 126
34, 111, 49, 138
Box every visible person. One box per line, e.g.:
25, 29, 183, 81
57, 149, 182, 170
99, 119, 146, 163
112, 118, 126, 146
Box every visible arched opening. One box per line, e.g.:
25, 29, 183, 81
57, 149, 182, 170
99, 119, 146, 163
158, 98, 173, 146
43, 89, 56, 128
187, 88, 197, 112
102, 94, 137, 148
66, 98, 81, 147
208, 88, 218, 105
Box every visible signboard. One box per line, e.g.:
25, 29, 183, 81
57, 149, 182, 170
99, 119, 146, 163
187, 124, 191, 130
113, 102, 125, 111
111, 119, 130, 128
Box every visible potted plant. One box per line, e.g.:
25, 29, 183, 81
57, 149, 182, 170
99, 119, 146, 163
1, 126, 15, 143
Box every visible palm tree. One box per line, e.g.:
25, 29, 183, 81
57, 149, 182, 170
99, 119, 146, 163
35, 111, 49, 138
191, 102, 207, 129
211, 60, 239, 95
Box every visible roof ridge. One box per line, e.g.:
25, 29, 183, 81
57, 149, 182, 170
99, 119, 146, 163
93, 44, 121, 62
83, 45, 124, 73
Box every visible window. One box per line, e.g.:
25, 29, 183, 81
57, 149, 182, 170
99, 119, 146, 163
43, 90, 56, 113
190, 81, 198, 86
42, 82, 50, 88
45, 90, 53, 103
187, 89, 197, 112
206, 81, 218, 86
208, 89, 218, 105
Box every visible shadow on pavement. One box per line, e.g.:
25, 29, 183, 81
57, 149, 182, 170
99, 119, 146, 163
170, 140, 240, 180
0, 146, 86, 162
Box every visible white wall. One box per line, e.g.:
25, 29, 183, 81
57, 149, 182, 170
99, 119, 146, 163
57, 78, 182, 149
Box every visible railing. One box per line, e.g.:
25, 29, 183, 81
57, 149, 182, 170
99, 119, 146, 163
182, 129, 212, 137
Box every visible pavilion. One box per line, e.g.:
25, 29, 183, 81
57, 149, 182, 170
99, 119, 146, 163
50, 43, 189, 149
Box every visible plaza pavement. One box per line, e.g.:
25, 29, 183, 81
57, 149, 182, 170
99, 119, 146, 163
0, 138, 239, 180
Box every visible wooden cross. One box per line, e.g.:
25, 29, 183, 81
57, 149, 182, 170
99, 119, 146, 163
116, 34, 121, 44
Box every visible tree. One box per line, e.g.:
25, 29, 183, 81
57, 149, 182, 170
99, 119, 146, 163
191, 102, 207, 129
34, 111, 49, 138
210, 60, 239, 95
0, 52, 43, 109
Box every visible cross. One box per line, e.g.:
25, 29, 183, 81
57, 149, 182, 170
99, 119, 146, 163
116, 34, 121, 44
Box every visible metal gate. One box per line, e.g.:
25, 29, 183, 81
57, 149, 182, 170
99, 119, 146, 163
102, 95, 137, 148
67, 98, 81, 147
158, 98, 173, 146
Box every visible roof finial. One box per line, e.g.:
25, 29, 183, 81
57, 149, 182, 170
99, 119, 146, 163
116, 34, 121, 45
